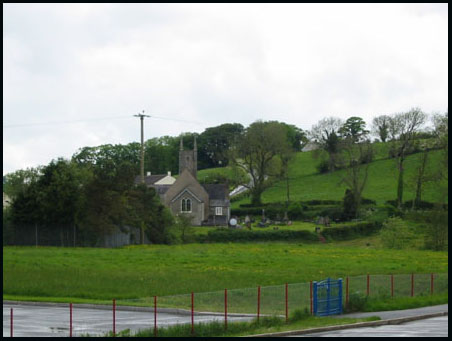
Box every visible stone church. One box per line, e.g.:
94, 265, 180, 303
135, 138, 230, 226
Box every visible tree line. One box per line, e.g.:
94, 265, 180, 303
3, 109, 447, 246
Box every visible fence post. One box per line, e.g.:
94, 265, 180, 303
431, 273, 434, 295
366, 274, 370, 296
257, 286, 261, 322
154, 296, 157, 337
310, 281, 313, 315
113, 299, 116, 337
411, 273, 414, 297
225, 289, 228, 330
313, 281, 317, 315
345, 277, 349, 308
285, 283, 288, 322
191, 292, 194, 335
10, 308, 13, 337
70, 303, 73, 337
391, 274, 394, 298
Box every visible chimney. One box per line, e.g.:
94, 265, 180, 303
167, 171, 171, 176
147, 171, 151, 176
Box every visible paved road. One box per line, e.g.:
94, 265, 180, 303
287, 304, 449, 338
295, 316, 448, 337
3, 303, 253, 337
339, 304, 448, 321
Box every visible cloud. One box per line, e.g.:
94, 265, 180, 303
3, 3, 448, 174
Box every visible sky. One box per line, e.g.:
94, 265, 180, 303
3, 3, 448, 175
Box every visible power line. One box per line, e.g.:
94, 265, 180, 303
3, 114, 204, 128
3, 115, 132, 128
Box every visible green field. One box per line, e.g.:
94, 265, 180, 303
196, 145, 446, 208
3, 242, 447, 304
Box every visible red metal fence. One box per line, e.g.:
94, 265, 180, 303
5, 272, 448, 337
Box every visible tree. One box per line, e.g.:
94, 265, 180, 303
230, 120, 292, 206
371, 115, 391, 142
126, 184, 174, 244
339, 138, 372, 219
409, 148, 429, 210
198, 123, 244, 168
144, 136, 179, 175
310, 117, 344, 172
387, 108, 427, 208
77, 160, 136, 244
282, 123, 308, 151
72, 143, 141, 175
339, 117, 369, 142
3, 167, 43, 199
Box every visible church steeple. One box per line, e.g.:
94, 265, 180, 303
178, 136, 197, 178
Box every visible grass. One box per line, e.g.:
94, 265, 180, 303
361, 293, 448, 312
197, 146, 446, 209
95, 311, 380, 337
3, 243, 447, 304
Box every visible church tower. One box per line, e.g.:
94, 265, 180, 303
179, 136, 197, 178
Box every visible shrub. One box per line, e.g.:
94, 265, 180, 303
317, 206, 345, 222
199, 229, 318, 243
316, 159, 330, 174
361, 198, 376, 205
406, 210, 448, 251
321, 222, 381, 241
380, 217, 416, 249
287, 202, 304, 220
344, 293, 368, 313
385, 199, 445, 211
302, 199, 342, 205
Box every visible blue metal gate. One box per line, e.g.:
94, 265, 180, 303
313, 278, 343, 316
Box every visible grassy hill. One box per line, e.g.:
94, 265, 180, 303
197, 141, 447, 208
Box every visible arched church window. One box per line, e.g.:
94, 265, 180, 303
181, 198, 192, 212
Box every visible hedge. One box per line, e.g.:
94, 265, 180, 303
197, 229, 318, 243
385, 199, 447, 210
321, 222, 383, 241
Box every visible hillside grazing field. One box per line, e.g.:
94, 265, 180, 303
196, 145, 446, 208
3, 243, 447, 304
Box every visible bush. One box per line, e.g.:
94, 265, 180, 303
385, 199, 445, 211
406, 210, 448, 251
318, 206, 345, 222
287, 202, 305, 220
321, 222, 381, 241
302, 199, 342, 206
230, 190, 250, 203
361, 198, 376, 205
344, 293, 368, 313
199, 229, 318, 243
380, 217, 416, 249
316, 159, 330, 174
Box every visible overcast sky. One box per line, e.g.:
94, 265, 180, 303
3, 3, 448, 175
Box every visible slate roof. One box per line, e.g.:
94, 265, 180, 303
202, 184, 229, 204
134, 174, 167, 186
154, 185, 172, 196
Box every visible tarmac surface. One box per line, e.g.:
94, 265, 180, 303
252, 304, 449, 338
2, 301, 254, 337
293, 315, 448, 337
3, 302, 448, 337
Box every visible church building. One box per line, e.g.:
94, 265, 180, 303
135, 137, 230, 226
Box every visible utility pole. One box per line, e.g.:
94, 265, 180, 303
134, 111, 150, 184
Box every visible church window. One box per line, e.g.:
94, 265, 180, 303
215, 207, 223, 215
181, 198, 192, 213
